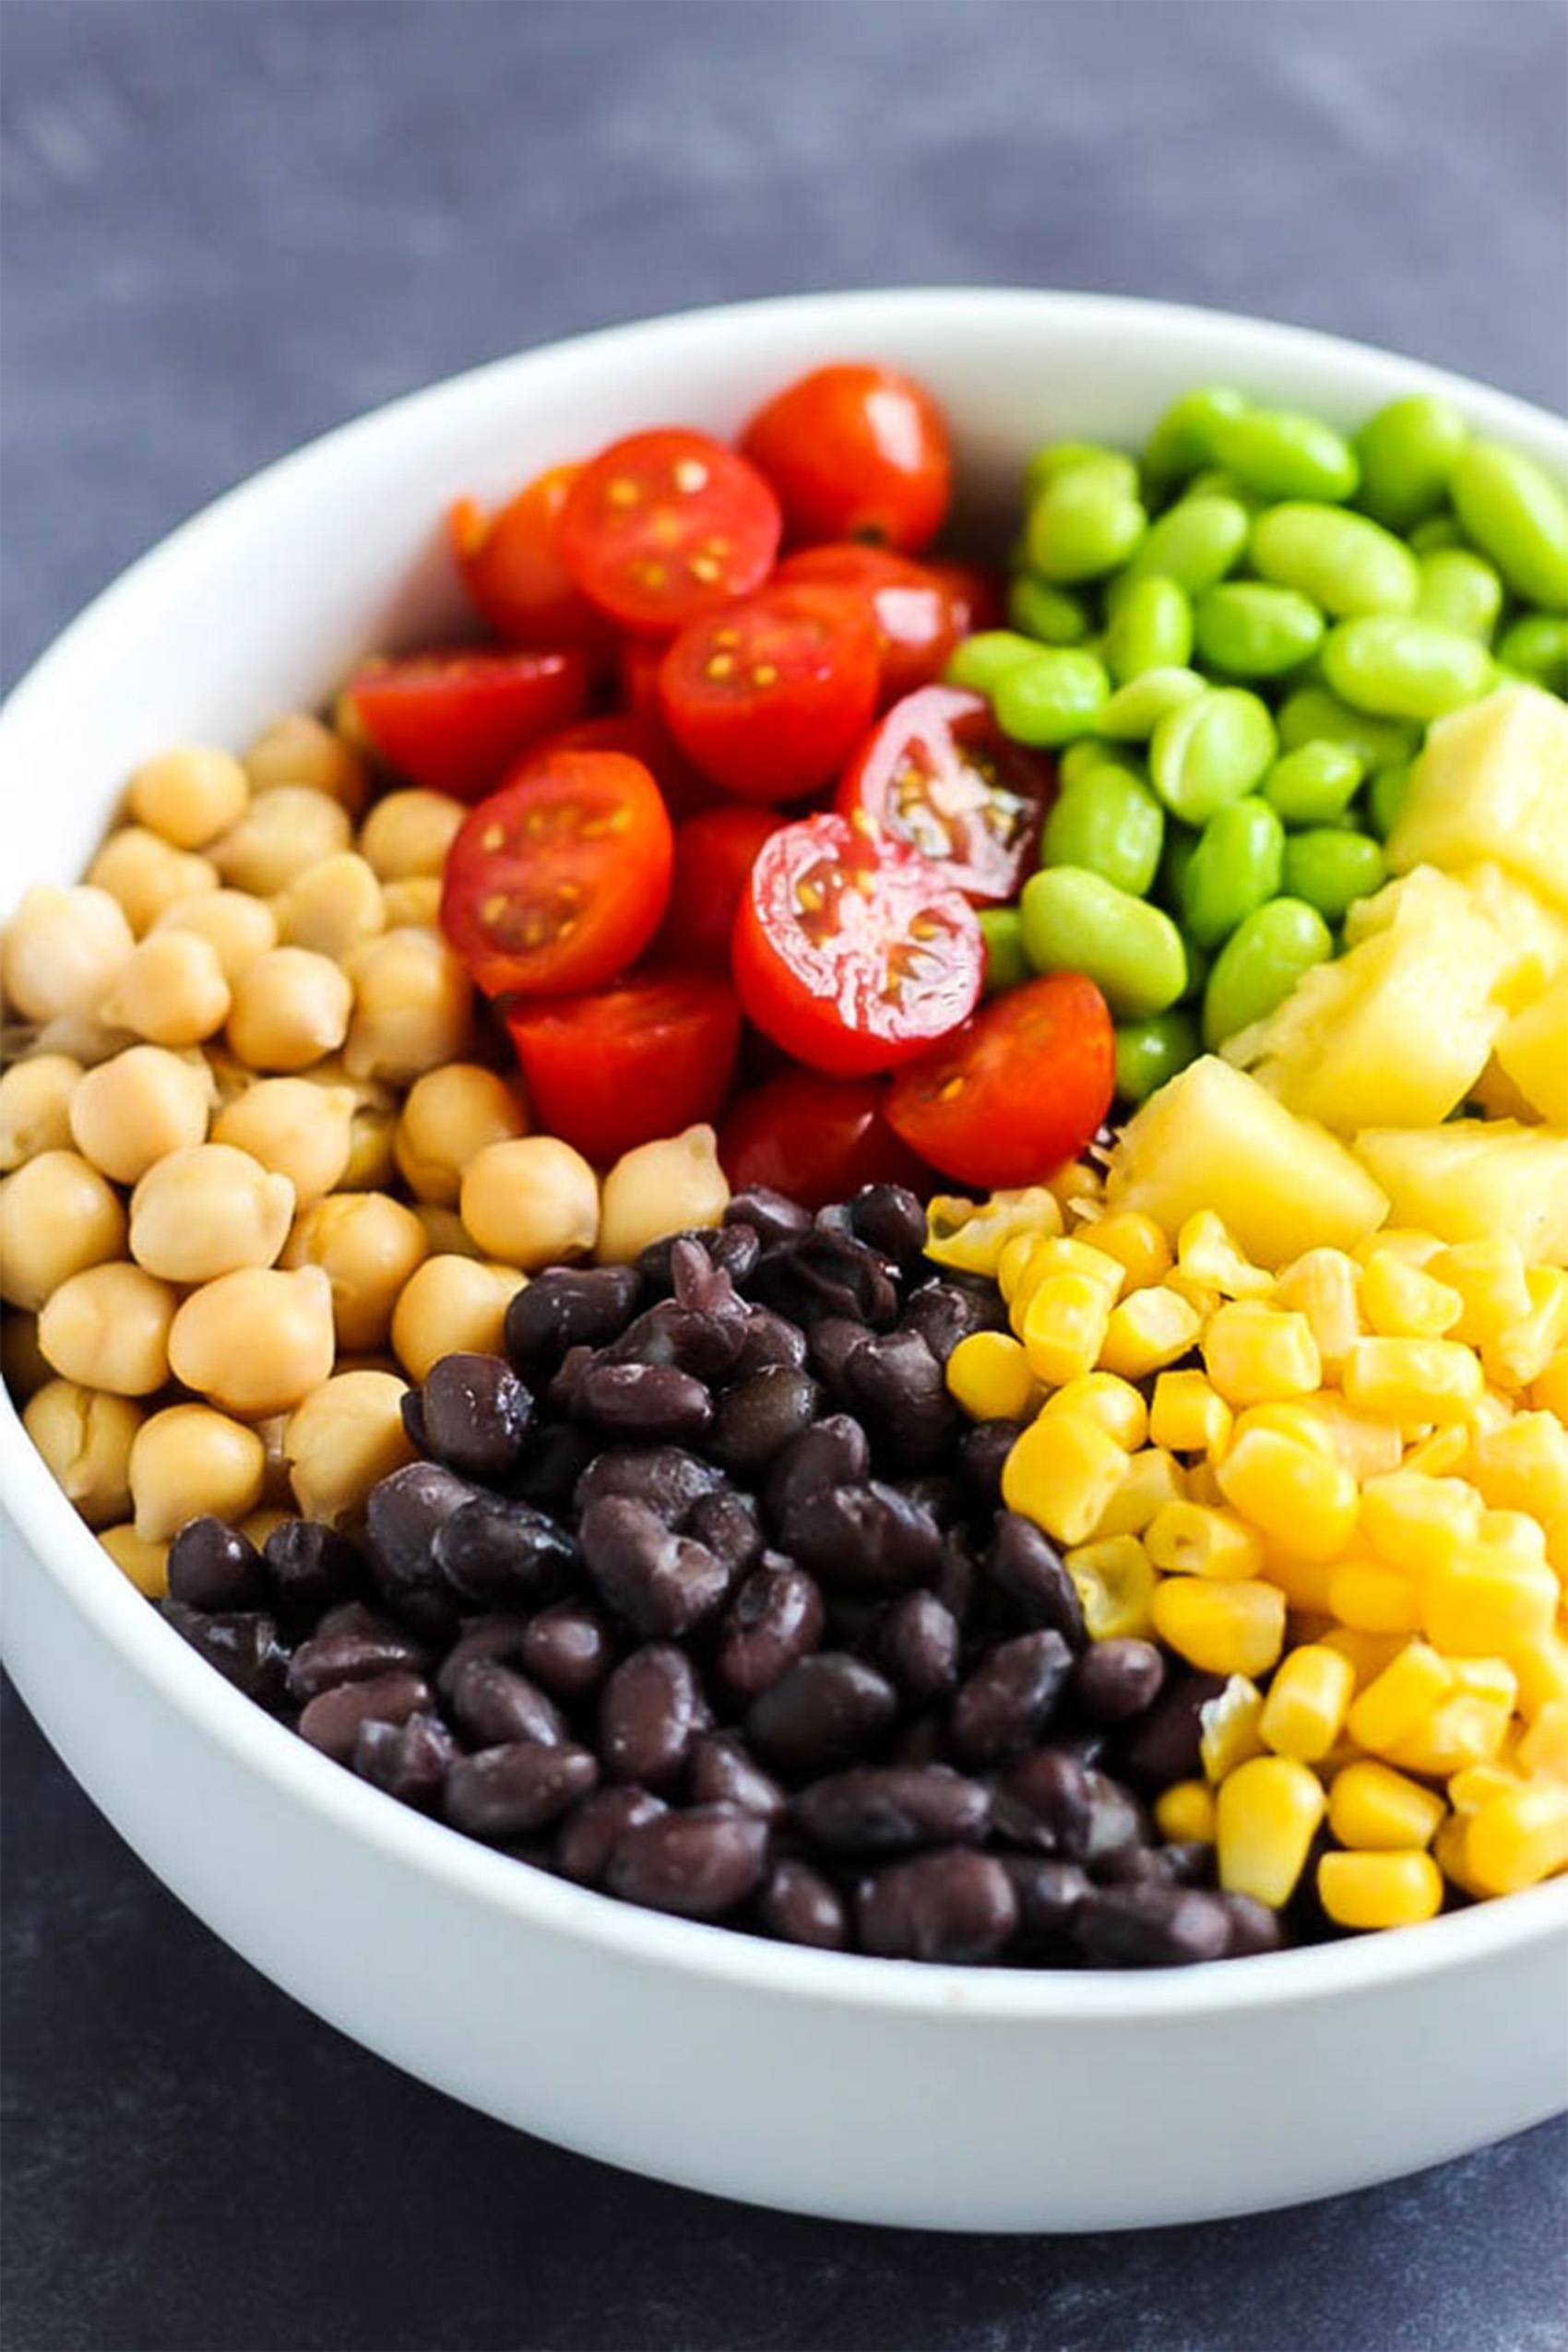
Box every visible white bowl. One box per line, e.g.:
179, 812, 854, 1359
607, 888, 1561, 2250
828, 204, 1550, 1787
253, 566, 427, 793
3, 290, 1566, 2233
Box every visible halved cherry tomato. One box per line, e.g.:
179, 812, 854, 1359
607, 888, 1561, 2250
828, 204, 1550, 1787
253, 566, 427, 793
732, 813, 983, 1077
775, 545, 978, 706
618, 638, 719, 817
559, 429, 780, 635
885, 972, 1115, 1188
660, 806, 784, 968
505, 971, 741, 1167
837, 684, 1054, 904
719, 1069, 930, 1209
659, 584, 880, 802
345, 647, 591, 801
932, 560, 1005, 635
741, 363, 952, 553
440, 751, 672, 999
449, 466, 612, 652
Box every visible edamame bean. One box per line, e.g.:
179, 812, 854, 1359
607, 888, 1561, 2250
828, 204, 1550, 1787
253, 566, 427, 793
1449, 441, 1568, 606
1249, 503, 1420, 616
1180, 798, 1286, 948
1104, 576, 1194, 682
1006, 576, 1090, 645
1113, 1009, 1201, 1104
1149, 688, 1277, 823
992, 648, 1111, 745
1276, 685, 1420, 771
945, 631, 1047, 695
1025, 459, 1147, 582
1019, 867, 1187, 1020
1211, 408, 1359, 504
1039, 766, 1165, 897
1408, 515, 1463, 554
1352, 396, 1468, 529
1117, 495, 1250, 594
1321, 615, 1494, 721
980, 909, 1029, 996
1202, 898, 1334, 1049
1157, 824, 1198, 909
1059, 740, 1146, 790
1415, 549, 1504, 641
1281, 828, 1386, 922
1193, 583, 1324, 677
1142, 387, 1248, 485
1366, 763, 1412, 839
1097, 666, 1207, 741
1182, 469, 1264, 513
1496, 612, 1568, 694
1024, 444, 1136, 500
1261, 741, 1364, 826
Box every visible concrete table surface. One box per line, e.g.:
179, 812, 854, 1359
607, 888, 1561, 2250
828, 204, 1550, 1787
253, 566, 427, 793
2, 4, 1564, 2346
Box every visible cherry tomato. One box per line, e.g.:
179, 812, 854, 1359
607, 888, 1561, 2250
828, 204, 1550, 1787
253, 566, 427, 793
505, 971, 741, 1167
440, 751, 672, 999
885, 972, 1115, 1188
932, 560, 1005, 634
719, 1069, 931, 1209
837, 685, 1054, 904
775, 545, 978, 705
741, 363, 952, 553
618, 638, 720, 817
732, 813, 983, 1077
449, 466, 612, 652
659, 584, 880, 802
660, 806, 784, 968
344, 647, 591, 801
559, 429, 780, 635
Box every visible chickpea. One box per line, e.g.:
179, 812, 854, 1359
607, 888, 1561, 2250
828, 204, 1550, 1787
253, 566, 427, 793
168, 1264, 335, 1418
252, 1411, 293, 1505
390, 1253, 526, 1383
99, 930, 232, 1047
68, 1045, 212, 1183
2, 885, 134, 1019
38, 1261, 177, 1395
0, 1151, 126, 1311
598, 1123, 730, 1266
240, 1504, 293, 1550
88, 827, 218, 934
343, 927, 471, 1085
22, 1379, 143, 1526
282, 1191, 429, 1350
211, 786, 352, 897
331, 679, 379, 762
0, 1053, 83, 1170
243, 712, 369, 817
129, 1144, 295, 1282
211, 1076, 354, 1205
226, 946, 351, 1072
410, 1202, 484, 1258
284, 1370, 416, 1523
18, 1012, 137, 1068
129, 1403, 266, 1543
125, 745, 249, 849
461, 1135, 599, 1269
151, 888, 278, 982
380, 874, 441, 929
273, 851, 385, 961
393, 1063, 527, 1206
359, 789, 465, 881
100, 1522, 169, 1598
2, 1310, 52, 1402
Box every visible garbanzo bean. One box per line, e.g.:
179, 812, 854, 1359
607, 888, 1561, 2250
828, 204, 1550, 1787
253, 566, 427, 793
243, 712, 369, 816
129, 1143, 295, 1282
126, 745, 250, 849
282, 1190, 429, 1350
390, 1253, 526, 1383
272, 851, 385, 961
23, 1379, 143, 1526
0, 1053, 83, 1170
239, 1504, 294, 1549
88, 827, 218, 933
393, 1063, 527, 1206
211, 1076, 354, 1205
284, 1369, 416, 1523
597, 1123, 730, 1265
1, 1311, 51, 1402
68, 1045, 212, 1183
99, 929, 232, 1046
343, 927, 472, 1084
380, 874, 442, 928
18, 1012, 137, 1068
0, 1151, 126, 1311
211, 785, 352, 897
38, 1261, 177, 1395
168, 1264, 336, 1418
460, 1134, 599, 1268
100, 1522, 170, 1598
151, 888, 278, 981
359, 789, 465, 880
411, 1202, 482, 1258
226, 946, 351, 1071
129, 1403, 266, 1543
2, 885, 134, 1019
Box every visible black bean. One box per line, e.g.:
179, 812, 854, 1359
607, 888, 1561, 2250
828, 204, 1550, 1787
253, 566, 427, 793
1073, 1884, 1233, 1967
1121, 1670, 1228, 1788
606, 1805, 771, 1919
161, 1601, 288, 1710
685, 1489, 763, 1580
950, 1632, 1074, 1764
858, 1850, 1018, 1963
545, 1344, 595, 1415
689, 1734, 787, 1821
509, 1421, 597, 1511
286, 1603, 428, 1702
1218, 1894, 1286, 1958
573, 1444, 723, 1527
434, 1613, 532, 1702
987, 1514, 1086, 1647
715, 1561, 826, 1701
792, 1765, 991, 1855
781, 1481, 944, 1589
603, 1299, 743, 1383
751, 1229, 900, 1331
636, 1224, 759, 1295
398, 1388, 430, 1454
731, 1306, 810, 1378
353, 1712, 459, 1810
993, 1748, 1093, 1855
875, 1589, 960, 1704
415, 1353, 535, 1482
573, 1360, 713, 1440
849, 1183, 927, 1267
892, 1473, 963, 1527
1071, 1638, 1166, 1724
600, 1644, 709, 1788
556, 1786, 667, 1885
505, 1265, 643, 1384
746, 1653, 897, 1777
901, 1277, 1006, 1363
263, 1519, 366, 1620
446, 1657, 568, 1750
521, 1600, 618, 1703
445, 1741, 600, 1838
1004, 1857, 1093, 1951
167, 1516, 267, 1611
842, 1329, 958, 1469
1094, 1840, 1215, 1890
579, 1497, 729, 1639
364, 1461, 475, 1637
806, 1315, 870, 1393
892, 1715, 949, 1769
297, 1670, 434, 1763
725, 1187, 811, 1242
707, 1368, 821, 1476
822, 1588, 887, 1651
763, 1416, 870, 1533
957, 1418, 1026, 1510
934, 1529, 980, 1628
432, 1498, 578, 1610
757, 1859, 849, 1950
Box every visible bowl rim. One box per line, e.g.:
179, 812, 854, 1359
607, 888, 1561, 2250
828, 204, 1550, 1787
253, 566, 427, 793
4, 283, 1567, 2025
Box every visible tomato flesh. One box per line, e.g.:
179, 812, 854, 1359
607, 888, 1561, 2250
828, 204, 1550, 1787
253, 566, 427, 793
450, 466, 612, 653
776, 545, 980, 705
440, 751, 672, 999
837, 684, 1054, 904
732, 813, 983, 1077
885, 972, 1115, 1188
505, 971, 741, 1167
660, 806, 784, 968
659, 584, 880, 802
559, 429, 780, 634
345, 647, 591, 801
719, 1069, 930, 1209
741, 363, 952, 553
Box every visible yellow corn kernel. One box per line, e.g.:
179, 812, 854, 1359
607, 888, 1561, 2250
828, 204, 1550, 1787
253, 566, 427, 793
1146, 1498, 1263, 1581
1470, 1411, 1568, 1524
1327, 1760, 1445, 1849
927, 1186, 1062, 1276
1317, 1848, 1443, 1930
1166, 1269, 1221, 1320
1003, 1408, 1128, 1548
1154, 1779, 1217, 1843
1515, 1628, 1568, 1721
1470, 1387, 1515, 1442
1096, 1286, 1203, 1382
1448, 1763, 1526, 1815
1518, 1701, 1568, 1783
1347, 1642, 1455, 1752
1466, 1781, 1568, 1895
1329, 1556, 1423, 1634
1148, 1369, 1232, 1458
1006, 1233, 1123, 1335
1086, 1210, 1172, 1291
1433, 1237, 1533, 1348
1063, 1535, 1158, 1641
1259, 1645, 1355, 1762
1403, 1423, 1471, 1477
1183, 1457, 1227, 1507
1176, 1210, 1274, 1301
1289, 1395, 1404, 1481
1360, 1250, 1464, 1341
1198, 1673, 1267, 1780
1216, 1754, 1326, 1907
1433, 1811, 1485, 1897
1090, 1445, 1183, 1539
1359, 1471, 1482, 1574
1544, 1510, 1568, 1582
1354, 1228, 1444, 1270
1021, 1273, 1113, 1385
1529, 1348, 1568, 1422
1215, 1426, 1360, 1561
1151, 1576, 1286, 1678
1201, 1302, 1321, 1407
1048, 1157, 1103, 1218
945, 1330, 1039, 1422
1274, 1247, 1362, 1374
1420, 1531, 1558, 1657
1342, 1336, 1485, 1423
1231, 1402, 1339, 1460
1263, 1550, 1341, 1613
997, 1230, 1041, 1305
1384, 1658, 1517, 1776
1041, 1372, 1148, 1452
1320, 1626, 1408, 1688
1483, 1265, 1568, 1393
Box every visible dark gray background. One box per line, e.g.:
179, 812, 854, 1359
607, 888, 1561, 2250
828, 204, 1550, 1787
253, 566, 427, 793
2, 3, 1565, 2346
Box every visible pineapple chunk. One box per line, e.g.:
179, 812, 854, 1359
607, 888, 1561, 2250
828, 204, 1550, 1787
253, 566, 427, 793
1387, 684, 1568, 909
1105, 1056, 1388, 1267
1452, 865, 1568, 1009
1494, 971, 1568, 1125
1355, 1122, 1568, 1265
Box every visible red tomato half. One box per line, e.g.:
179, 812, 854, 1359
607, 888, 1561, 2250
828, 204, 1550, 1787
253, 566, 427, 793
775, 545, 978, 705
505, 971, 742, 1167
559, 429, 781, 635
659, 585, 880, 802
345, 648, 591, 801
719, 1070, 930, 1209
885, 973, 1115, 1189
732, 814, 983, 1077
741, 363, 952, 553
618, 638, 719, 817
449, 466, 612, 652
661, 806, 784, 968
440, 751, 672, 999
837, 684, 1054, 904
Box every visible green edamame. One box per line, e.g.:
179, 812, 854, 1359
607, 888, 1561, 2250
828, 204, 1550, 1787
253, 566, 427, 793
1097, 665, 1208, 740
1211, 408, 1359, 504
1193, 582, 1325, 677
1019, 866, 1188, 1021
980, 908, 1030, 996
1262, 741, 1365, 826
1024, 443, 1137, 502
1149, 687, 1277, 823
1366, 763, 1412, 839
1039, 765, 1165, 897
1142, 387, 1248, 486
1025, 458, 1147, 583
1408, 515, 1464, 554
1276, 685, 1420, 771
1415, 549, 1504, 641
944, 631, 1046, 695
1321, 615, 1494, 722
1104, 576, 1194, 682
1113, 1009, 1201, 1104
1058, 740, 1146, 790
1497, 612, 1568, 695
1352, 395, 1468, 530
1202, 898, 1334, 1049
1450, 441, 1568, 607
1281, 829, 1387, 923
1117, 494, 1251, 595
991, 647, 1111, 745
1180, 797, 1286, 949
1007, 575, 1091, 645
1249, 502, 1420, 616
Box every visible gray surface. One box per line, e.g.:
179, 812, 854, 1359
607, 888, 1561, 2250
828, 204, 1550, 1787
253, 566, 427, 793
1, 3, 1565, 2346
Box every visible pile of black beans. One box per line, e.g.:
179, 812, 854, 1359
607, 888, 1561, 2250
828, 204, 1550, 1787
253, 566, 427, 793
160, 1182, 1287, 1969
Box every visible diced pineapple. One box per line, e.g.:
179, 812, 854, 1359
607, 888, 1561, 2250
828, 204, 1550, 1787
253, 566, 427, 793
1469, 1057, 1545, 1123
1386, 684, 1568, 910
1354, 1122, 1568, 1265
1105, 1057, 1388, 1267
1453, 866, 1568, 1009
1493, 971, 1568, 1125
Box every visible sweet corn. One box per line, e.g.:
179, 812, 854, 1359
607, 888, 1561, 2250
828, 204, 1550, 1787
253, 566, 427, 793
1517, 1700, 1568, 1784
1216, 1426, 1359, 1561
1433, 1812, 1485, 1898
1201, 1301, 1322, 1408
1148, 1369, 1232, 1458
1465, 1781, 1568, 1894
945, 1330, 1038, 1421
1420, 1536, 1558, 1657
1384, 1658, 1517, 1776
1005, 1233, 1123, 1333
1165, 1269, 1221, 1320
1176, 1211, 1273, 1301
1273, 1248, 1362, 1374
1329, 1556, 1423, 1634
1151, 1575, 1286, 1677
1515, 1630, 1568, 1720
1260, 1644, 1355, 1761
1343, 1336, 1485, 1423
1529, 1348, 1568, 1422
1402, 1423, 1472, 1477
1359, 1471, 1481, 1574
1320, 1626, 1408, 1688
1347, 1642, 1455, 1752
1262, 1550, 1341, 1613
1089, 1445, 1183, 1539
1355, 1229, 1444, 1270
1062, 1535, 1158, 1641
1360, 1250, 1463, 1340
1154, 1780, 1218, 1843
1317, 1849, 1444, 1929
997, 1230, 1043, 1306
1146, 1498, 1263, 1580
1041, 1372, 1148, 1451
926, 1187, 1060, 1275
1022, 1273, 1113, 1385
1183, 1457, 1227, 1508
1198, 1673, 1266, 1780
1002, 1409, 1129, 1547
1231, 1401, 1339, 1460
1327, 1760, 1445, 1850
1447, 1763, 1527, 1815
1216, 1754, 1325, 1907
1082, 1210, 1172, 1291
1096, 1286, 1203, 1381
1483, 1266, 1568, 1393
1433, 1237, 1533, 1348
1470, 1412, 1568, 1524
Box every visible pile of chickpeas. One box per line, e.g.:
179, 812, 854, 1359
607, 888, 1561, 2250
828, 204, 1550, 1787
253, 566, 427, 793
1, 713, 731, 1595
